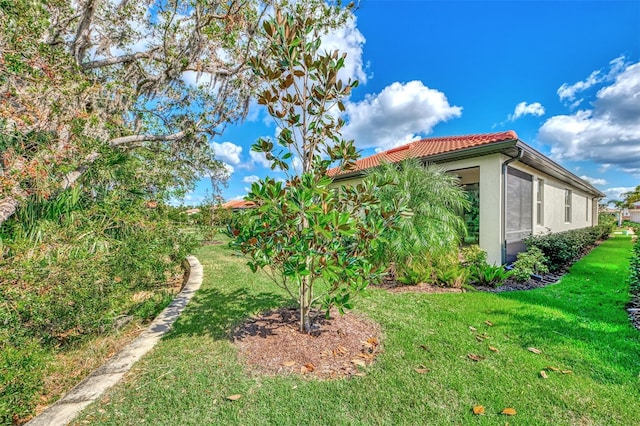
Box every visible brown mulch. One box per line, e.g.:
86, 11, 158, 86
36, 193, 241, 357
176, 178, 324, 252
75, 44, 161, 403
232, 307, 382, 379
375, 280, 465, 294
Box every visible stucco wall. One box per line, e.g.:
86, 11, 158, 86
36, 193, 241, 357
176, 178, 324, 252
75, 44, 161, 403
507, 162, 596, 234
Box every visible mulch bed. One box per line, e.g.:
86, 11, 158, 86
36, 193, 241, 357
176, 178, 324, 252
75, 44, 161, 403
474, 267, 569, 293
232, 307, 381, 379
375, 279, 465, 294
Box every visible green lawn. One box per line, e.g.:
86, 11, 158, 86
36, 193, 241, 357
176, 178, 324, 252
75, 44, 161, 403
75, 235, 640, 425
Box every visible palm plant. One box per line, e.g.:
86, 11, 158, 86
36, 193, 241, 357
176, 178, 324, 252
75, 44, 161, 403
366, 159, 470, 282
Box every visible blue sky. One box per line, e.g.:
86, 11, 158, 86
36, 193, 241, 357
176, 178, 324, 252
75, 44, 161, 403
182, 0, 640, 205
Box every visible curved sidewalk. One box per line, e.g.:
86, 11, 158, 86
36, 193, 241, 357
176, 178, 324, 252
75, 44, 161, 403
26, 255, 204, 426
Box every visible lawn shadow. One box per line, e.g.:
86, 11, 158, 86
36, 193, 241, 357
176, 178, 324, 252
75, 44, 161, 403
164, 287, 289, 341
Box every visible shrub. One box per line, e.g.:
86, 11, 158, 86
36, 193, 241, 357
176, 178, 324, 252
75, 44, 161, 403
524, 226, 605, 271
622, 220, 640, 235
0, 336, 48, 425
435, 263, 470, 288
396, 260, 433, 286
0, 194, 197, 421
470, 264, 513, 287
599, 211, 617, 229
511, 247, 549, 282
460, 245, 487, 268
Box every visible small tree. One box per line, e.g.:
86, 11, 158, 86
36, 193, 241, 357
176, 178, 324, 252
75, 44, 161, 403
365, 159, 470, 282
230, 4, 398, 333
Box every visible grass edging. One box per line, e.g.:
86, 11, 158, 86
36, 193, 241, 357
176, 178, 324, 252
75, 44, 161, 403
25, 256, 203, 426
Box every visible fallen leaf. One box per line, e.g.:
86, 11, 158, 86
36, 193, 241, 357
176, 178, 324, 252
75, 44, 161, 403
489, 346, 499, 353
475, 335, 485, 342
561, 370, 573, 374
367, 337, 379, 346
303, 363, 315, 372
419, 344, 430, 352
414, 365, 430, 374
282, 361, 296, 367
501, 407, 517, 416
484, 320, 494, 326
469, 326, 477, 331
540, 370, 548, 379
467, 353, 485, 362
472, 405, 485, 415
226, 394, 242, 401
546, 366, 560, 371
351, 358, 366, 367
527, 347, 542, 354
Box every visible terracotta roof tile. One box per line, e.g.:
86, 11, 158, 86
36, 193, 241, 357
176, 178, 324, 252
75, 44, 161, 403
328, 130, 518, 177
222, 200, 255, 209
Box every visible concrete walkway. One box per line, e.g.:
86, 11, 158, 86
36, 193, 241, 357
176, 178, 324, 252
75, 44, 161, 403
26, 256, 204, 426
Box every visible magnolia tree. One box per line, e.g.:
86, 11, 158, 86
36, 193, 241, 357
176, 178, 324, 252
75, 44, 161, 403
0, 0, 295, 224
230, 4, 400, 333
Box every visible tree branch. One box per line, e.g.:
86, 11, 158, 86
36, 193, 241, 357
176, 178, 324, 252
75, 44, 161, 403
108, 130, 189, 147
81, 51, 154, 70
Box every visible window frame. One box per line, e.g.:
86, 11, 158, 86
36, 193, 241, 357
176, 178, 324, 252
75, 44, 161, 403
536, 178, 544, 226
564, 189, 572, 223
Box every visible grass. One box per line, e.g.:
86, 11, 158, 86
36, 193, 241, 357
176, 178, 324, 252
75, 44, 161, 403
74, 235, 640, 425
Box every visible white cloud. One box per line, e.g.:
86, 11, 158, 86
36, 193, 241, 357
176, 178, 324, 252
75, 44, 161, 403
599, 164, 612, 173
509, 102, 545, 121
538, 60, 640, 174
321, 14, 368, 84
211, 141, 242, 165
242, 175, 260, 184
557, 70, 601, 103
579, 175, 607, 186
602, 186, 635, 202
556, 55, 628, 107
343, 81, 462, 151
222, 163, 235, 175
250, 150, 271, 168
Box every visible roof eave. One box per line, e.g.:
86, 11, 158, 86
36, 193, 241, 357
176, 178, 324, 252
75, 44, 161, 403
515, 141, 606, 198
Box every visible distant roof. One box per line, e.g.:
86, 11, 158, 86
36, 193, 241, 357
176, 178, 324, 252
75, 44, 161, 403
222, 200, 255, 209
328, 131, 518, 177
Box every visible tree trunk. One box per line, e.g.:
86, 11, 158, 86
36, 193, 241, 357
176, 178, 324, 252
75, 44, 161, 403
299, 275, 312, 333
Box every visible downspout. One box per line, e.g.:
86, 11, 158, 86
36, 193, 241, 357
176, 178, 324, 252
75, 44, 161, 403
501, 147, 524, 264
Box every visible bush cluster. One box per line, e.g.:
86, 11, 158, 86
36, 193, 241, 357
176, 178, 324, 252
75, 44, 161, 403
524, 225, 611, 271
622, 220, 640, 235
511, 247, 549, 282
0, 196, 197, 424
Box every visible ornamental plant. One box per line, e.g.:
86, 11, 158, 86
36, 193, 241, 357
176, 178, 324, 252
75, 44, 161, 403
230, 4, 400, 333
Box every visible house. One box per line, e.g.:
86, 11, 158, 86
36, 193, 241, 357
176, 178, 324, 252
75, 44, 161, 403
328, 130, 605, 265
222, 199, 256, 212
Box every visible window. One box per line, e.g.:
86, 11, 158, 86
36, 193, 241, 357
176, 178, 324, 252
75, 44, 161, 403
586, 197, 589, 222
564, 189, 572, 223
536, 179, 544, 225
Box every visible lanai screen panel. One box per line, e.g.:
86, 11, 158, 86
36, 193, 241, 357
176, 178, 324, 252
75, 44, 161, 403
506, 167, 533, 262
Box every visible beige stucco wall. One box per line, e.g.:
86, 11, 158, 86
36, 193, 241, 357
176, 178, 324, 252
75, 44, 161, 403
507, 162, 596, 234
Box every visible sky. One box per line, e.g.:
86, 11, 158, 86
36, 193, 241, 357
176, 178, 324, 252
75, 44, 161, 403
181, 0, 640, 206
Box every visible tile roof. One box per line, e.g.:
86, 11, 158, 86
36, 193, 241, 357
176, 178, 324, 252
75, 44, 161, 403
328, 130, 519, 177
222, 200, 255, 209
